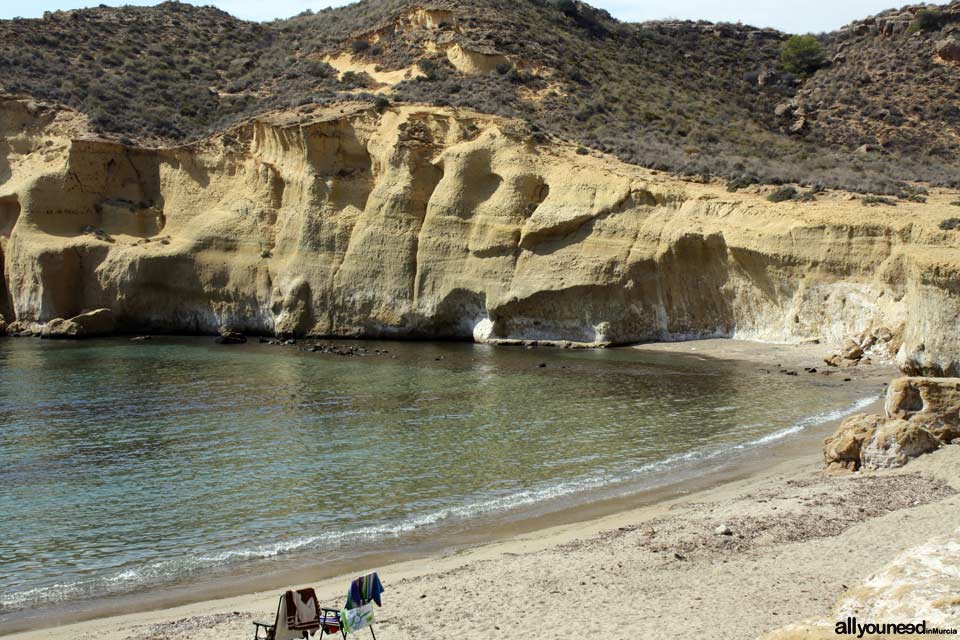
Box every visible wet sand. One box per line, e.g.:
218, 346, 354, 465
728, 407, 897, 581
9, 339, 951, 640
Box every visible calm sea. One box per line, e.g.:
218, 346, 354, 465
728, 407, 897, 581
0, 337, 877, 629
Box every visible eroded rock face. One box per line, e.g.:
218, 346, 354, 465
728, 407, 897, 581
885, 377, 960, 443
860, 418, 940, 469
823, 413, 884, 471
824, 377, 960, 470
1, 97, 960, 370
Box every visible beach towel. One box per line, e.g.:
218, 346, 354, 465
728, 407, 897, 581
345, 572, 384, 609
339, 602, 375, 634
284, 588, 321, 631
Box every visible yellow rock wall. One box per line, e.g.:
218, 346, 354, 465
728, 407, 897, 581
2, 97, 959, 374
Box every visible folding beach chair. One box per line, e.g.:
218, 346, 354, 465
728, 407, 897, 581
319, 572, 385, 640
253, 588, 323, 640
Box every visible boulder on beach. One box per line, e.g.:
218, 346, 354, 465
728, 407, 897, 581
823, 325, 900, 369
823, 413, 883, 471
859, 418, 940, 470
885, 377, 960, 443
824, 377, 959, 470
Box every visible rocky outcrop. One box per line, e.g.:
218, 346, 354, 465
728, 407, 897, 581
1, 96, 960, 371
885, 377, 960, 443
39, 308, 115, 339
40, 317, 82, 339
215, 331, 247, 345
937, 37, 960, 64
824, 377, 960, 470
761, 527, 960, 639
859, 418, 941, 469
70, 308, 115, 336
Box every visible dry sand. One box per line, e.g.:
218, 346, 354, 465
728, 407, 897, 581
10, 340, 958, 640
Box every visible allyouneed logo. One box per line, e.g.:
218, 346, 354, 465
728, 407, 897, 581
835, 617, 958, 637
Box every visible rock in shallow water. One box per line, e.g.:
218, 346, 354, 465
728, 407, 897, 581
70, 308, 115, 336
40, 308, 115, 339
40, 317, 82, 339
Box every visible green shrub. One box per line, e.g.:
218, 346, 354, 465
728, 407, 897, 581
350, 39, 369, 54
939, 218, 960, 230
910, 9, 945, 33
373, 96, 390, 113
781, 35, 825, 75
767, 186, 798, 202
951, 201, 960, 207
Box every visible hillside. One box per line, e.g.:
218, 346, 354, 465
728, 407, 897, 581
0, 0, 959, 193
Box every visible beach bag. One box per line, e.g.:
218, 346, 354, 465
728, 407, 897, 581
340, 602, 375, 634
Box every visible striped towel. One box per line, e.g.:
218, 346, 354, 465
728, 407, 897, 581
345, 572, 385, 609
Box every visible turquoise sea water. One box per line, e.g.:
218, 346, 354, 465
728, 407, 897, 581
0, 337, 877, 627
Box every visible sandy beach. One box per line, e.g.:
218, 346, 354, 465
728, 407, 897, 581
9, 340, 959, 640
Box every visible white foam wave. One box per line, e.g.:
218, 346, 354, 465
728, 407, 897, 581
736, 395, 877, 448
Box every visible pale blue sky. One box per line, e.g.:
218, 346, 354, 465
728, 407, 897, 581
0, 0, 904, 33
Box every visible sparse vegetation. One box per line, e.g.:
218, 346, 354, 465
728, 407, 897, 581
767, 186, 798, 202
726, 175, 758, 192
1, 0, 957, 193
862, 196, 898, 206
939, 218, 960, 230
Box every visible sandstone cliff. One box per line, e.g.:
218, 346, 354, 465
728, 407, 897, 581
1, 96, 959, 374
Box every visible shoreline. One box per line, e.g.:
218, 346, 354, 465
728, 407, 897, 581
1, 338, 914, 639
9, 442, 959, 639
